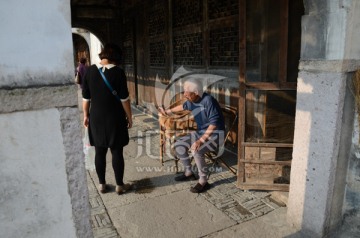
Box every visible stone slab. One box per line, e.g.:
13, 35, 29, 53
0, 85, 78, 113
109, 190, 237, 238
204, 207, 300, 238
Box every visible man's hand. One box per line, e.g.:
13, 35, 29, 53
158, 106, 167, 116
191, 139, 203, 152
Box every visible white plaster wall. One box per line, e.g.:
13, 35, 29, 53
0, 109, 76, 238
301, 0, 359, 60
288, 71, 347, 236
344, 0, 360, 59
290, 1, 360, 236
72, 29, 91, 48
326, 9, 346, 59
90, 34, 103, 65
0, 0, 74, 87
71, 28, 102, 65
0, 0, 92, 237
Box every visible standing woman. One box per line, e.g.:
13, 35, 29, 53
82, 43, 132, 194
76, 57, 88, 89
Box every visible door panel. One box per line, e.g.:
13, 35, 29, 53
237, 0, 303, 191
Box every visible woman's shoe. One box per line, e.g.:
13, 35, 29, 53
99, 184, 107, 193
115, 183, 132, 195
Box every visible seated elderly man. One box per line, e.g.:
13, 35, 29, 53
159, 78, 225, 193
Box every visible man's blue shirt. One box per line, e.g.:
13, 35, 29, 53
183, 92, 225, 134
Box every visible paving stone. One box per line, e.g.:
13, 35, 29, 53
204, 189, 227, 203
202, 176, 275, 223
91, 206, 107, 216
249, 203, 274, 217
241, 198, 263, 209
232, 191, 255, 204
93, 227, 119, 238
89, 196, 105, 209
225, 204, 254, 222
261, 197, 284, 209
252, 191, 272, 199
92, 212, 113, 228
215, 197, 238, 210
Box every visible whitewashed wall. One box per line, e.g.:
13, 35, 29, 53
72, 28, 102, 65
0, 0, 92, 237
288, 0, 360, 237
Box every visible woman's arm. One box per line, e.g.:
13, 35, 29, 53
82, 100, 90, 128
121, 99, 133, 128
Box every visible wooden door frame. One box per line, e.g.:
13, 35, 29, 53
237, 0, 296, 190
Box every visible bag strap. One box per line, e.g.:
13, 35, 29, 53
98, 68, 121, 102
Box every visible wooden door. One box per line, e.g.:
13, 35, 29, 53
237, 0, 303, 191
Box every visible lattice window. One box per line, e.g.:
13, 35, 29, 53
209, 26, 239, 66
173, 32, 203, 66
172, 0, 202, 28
150, 69, 168, 82
208, 0, 238, 19
150, 41, 166, 67
123, 21, 133, 42
123, 41, 134, 65
122, 18, 133, 65
147, 0, 166, 37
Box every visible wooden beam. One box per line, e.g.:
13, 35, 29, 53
242, 142, 293, 147
237, 0, 246, 188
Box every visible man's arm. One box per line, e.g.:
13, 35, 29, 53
166, 104, 183, 114
158, 104, 184, 116
199, 124, 217, 142
191, 124, 217, 152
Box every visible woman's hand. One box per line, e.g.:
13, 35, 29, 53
83, 116, 89, 128
127, 117, 133, 128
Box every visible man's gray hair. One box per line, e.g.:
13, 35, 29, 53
183, 78, 203, 97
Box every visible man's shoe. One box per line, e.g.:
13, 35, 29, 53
190, 182, 211, 193
116, 183, 132, 195
174, 173, 197, 182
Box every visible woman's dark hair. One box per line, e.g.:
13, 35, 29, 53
80, 57, 87, 64
98, 43, 123, 65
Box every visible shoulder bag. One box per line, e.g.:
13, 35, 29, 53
98, 68, 121, 102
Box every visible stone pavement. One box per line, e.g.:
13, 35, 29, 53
76, 87, 358, 238
85, 106, 306, 238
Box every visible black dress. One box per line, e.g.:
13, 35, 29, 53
82, 64, 130, 148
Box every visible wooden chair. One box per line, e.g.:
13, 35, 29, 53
205, 106, 238, 179
158, 98, 197, 171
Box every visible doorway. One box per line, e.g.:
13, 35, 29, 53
237, 0, 304, 191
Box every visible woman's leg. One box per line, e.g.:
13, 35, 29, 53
95, 146, 108, 184
110, 146, 125, 186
